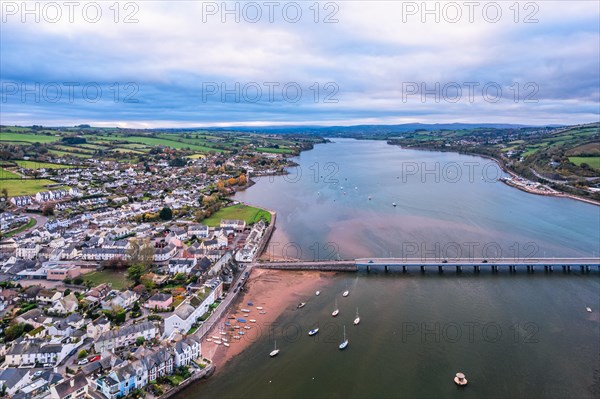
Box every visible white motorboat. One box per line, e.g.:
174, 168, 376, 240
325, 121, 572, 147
270, 341, 280, 357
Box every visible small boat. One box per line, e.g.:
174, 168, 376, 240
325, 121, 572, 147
392, 202, 397, 207
238, 331, 245, 335
214, 340, 222, 345
256, 306, 264, 310
297, 302, 306, 309
225, 322, 231, 326
241, 309, 251, 313
220, 331, 227, 335
270, 341, 280, 357
315, 291, 320, 296
454, 372, 468, 386
339, 326, 348, 350
332, 300, 339, 317
233, 336, 241, 340
247, 302, 254, 306
368, 196, 372, 200
354, 308, 360, 325
206, 338, 212, 342
234, 325, 240, 329
249, 319, 257, 323
308, 328, 319, 336
342, 290, 349, 297
259, 311, 267, 314
222, 338, 228, 342
211, 336, 219, 340
244, 326, 251, 330
586, 307, 592, 312
223, 342, 230, 347
237, 318, 247, 323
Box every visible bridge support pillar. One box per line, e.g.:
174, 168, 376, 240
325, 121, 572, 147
491, 265, 497, 273
474, 265, 480, 273
580, 265, 585, 272
548, 265, 552, 272
438, 265, 443, 273
585, 265, 590, 272
562, 265, 566, 273
526, 265, 531, 273
420, 265, 425, 273
456, 265, 462, 273
385, 265, 388, 273
531, 265, 535, 273
366, 265, 370, 273
402, 266, 407, 273
567, 265, 571, 272
544, 265, 548, 272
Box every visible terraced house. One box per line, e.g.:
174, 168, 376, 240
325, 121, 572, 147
94, 321, 159, 353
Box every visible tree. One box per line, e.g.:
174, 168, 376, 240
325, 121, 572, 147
127, 238, 155, 267
127, 264, 147, 285
132, 301, 140, 312
115, 309, 126, 324
77, 350, 88, 359
4, 323, 25, 342
136, 336, 145, 346
159, 207, 173, 221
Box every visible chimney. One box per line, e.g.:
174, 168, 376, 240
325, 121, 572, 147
70, 378, 74, 387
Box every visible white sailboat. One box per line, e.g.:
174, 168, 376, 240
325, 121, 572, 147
338, 326, 348, 350
342, 290, 349, 297
308, 327, 319, 336
332, 299, 339, 317
586, 307, 592, 312
353, 308, 360, 325
269, 341, 280, 357
315, 291, 320, 296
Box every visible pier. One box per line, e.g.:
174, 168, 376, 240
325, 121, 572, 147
253, 257, 600, 273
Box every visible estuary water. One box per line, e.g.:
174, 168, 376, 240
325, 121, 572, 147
175, 139, 600, 399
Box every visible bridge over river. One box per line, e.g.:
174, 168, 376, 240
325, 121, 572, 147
253, 257, 600, 273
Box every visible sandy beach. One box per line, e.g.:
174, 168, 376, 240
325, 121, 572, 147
200, 268, 335, 371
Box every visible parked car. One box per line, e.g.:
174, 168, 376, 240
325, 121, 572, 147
89, 355, 101, 363
77, 358, 89, 365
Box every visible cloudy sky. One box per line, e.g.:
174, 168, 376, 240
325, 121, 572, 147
1, 1, 598, 127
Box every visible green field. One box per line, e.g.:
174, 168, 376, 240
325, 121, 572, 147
0, 179, 63, 196
0, 132, 60, 143
83, 270, 130, 290
15, 160, 75, 170
0, 168, 20, 179
48, 150, 92, 159
202, 204, 271, 227
569, 156, 600, 169
103, 135, 227, 153
256, 147, 295, 154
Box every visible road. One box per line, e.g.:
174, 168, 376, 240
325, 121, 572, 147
195, 263, 254, 340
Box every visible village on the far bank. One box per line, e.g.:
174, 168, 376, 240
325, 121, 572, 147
0, 129, 310, 399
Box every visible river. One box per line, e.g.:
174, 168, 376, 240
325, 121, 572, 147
175, 139, 600, 398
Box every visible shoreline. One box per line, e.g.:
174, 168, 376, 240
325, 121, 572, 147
198, 268, 335, 372
391, 144, 600, 207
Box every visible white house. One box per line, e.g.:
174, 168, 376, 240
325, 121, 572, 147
15, 243, 41, 260
163, 281, 222, 337
173, 336, 201, 367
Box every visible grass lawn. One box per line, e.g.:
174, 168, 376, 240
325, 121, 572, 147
569, 156, 600, 169
0, 168, 20, 179
5, 218, 36, 237
83, 270, 130, 290
202, 204, 271, 227
1, 179, 63, 196
15, 160, 75, 169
